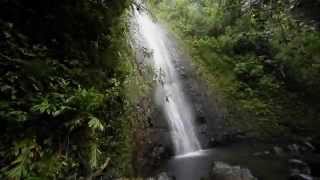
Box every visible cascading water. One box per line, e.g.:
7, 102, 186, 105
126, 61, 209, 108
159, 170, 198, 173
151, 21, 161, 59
133, 7, 201, 155
131, 6, 288, 180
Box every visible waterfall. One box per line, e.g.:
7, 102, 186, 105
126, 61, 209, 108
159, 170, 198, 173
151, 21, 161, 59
133, 7, 201, 155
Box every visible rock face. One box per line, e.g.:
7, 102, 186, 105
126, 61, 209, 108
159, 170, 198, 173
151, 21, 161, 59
210, 161, 258, 180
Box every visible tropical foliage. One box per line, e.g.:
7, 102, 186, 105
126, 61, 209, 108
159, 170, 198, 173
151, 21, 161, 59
0, 0, 142, 179
148, 0, 320, 137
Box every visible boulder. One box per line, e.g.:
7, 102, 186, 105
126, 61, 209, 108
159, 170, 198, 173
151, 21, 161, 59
210, 161, 258, 180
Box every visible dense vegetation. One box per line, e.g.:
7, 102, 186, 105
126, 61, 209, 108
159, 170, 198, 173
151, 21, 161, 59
0, 0, 149, 179
1, 0, 320, 178
148, 0, 320, 138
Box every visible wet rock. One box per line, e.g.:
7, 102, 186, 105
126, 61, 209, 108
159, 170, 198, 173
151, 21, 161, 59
264, 150, 271, 155
288, 144, 300, 154
302, 142, 316, 152
200, 124, 208, 135
208, 131, 247, 147
151, 144, 173, 161
253, 150, 272, 157
293, 138, 316, 153
176, 66, 187, 78
289, 159, 311, 175
210, 161, 257, 180
289, 173, 313, 180
253, 152, 264, 157
208, 135, 227, 147
197, 115, 206, 124
180, 71, 187, 78
288, 159, 314, 180
228, 130, 247, 140
195, 104, 206, 124
273, 146, 285, 156
208, 137, 219, 147
304, 154, 320, 177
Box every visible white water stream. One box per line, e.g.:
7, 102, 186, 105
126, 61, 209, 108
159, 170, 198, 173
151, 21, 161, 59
133, 8, 201, 155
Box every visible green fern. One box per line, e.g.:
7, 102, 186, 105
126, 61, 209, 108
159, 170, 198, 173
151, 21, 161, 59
36, 153, 64, 178
31, 96, 71, 117
68, 86, 105, 113
4, 138, 40, 179
31, 98, 51, 114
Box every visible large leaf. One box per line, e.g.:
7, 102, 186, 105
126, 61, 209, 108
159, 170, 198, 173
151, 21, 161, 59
88, 115, 104, 131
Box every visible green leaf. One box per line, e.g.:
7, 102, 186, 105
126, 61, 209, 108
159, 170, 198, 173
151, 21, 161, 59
88, 115, 104, 131
31, 98, 50, 113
